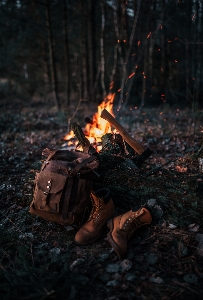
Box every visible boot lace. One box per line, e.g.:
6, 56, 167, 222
123, 209, 143, 238
88, 199, 102, 223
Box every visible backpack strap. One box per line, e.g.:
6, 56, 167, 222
62, 177, 74, 219
70, 156, 97, 176
41, 150, 59, 171
47, 150, 59, 161
61, 155, 97, 220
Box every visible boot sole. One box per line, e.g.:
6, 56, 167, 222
74, 227, 104, 246
74, 211, 116, 246
106, 219, 125, 259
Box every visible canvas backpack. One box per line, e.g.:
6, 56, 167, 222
29, 147, 99, 226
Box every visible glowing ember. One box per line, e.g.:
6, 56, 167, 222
64, 93, 115, 151
128, 72, 135, 79
63, 130, 75, 141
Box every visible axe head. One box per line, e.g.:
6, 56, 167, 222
132, 148, 153, 168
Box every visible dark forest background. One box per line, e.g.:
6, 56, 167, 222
0, 0, 202, 110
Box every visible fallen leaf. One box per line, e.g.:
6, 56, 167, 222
168, 223, 177, 229
70, 258, 84, 270
188, 224, 200, 232
175, 166, 187, 173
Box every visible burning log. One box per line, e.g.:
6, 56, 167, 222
109, 133, 130, 157
71, 124, 99, 156
101, 108, 153, 167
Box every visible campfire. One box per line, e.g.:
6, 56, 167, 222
63, 93, 115, 151
63, 93, 152, 168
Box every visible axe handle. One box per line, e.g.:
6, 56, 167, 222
101, 109, 145, 155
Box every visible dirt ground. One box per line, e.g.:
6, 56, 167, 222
0, 100, 203, 300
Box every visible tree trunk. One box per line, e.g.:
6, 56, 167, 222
195, 0, 202, 104
45, 1, 60, 110
63, 0, 70, 107
185, 41, 189, 103
141, 44, 147, 107
100, 0, 106, 99
87, 0, 96, 101
81, 1, 88, 100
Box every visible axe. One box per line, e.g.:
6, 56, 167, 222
100, 109, 153, 168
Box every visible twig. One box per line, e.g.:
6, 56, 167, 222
172, 280, 201, 295
6, 216, 25, 235
67, 84, 83, 132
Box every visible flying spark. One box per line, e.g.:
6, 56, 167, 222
128, 72, 135, 78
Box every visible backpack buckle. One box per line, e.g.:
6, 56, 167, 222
44, 179, 52, 195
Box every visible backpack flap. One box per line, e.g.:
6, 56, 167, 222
34, 170, 67, 213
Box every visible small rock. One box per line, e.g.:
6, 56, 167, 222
188, 224, 200, 233
125, 273, 136, 281
152, 205, 163, 219
106, 263, 120, 273
65, 226, 74, 232
70, 258, 84, 271
99, 253, 110, 260
106, 280, 119, 287
120, 259, 132, 272
168, 223, 177, 229
149, 276, 164, 284
146, 253, 158, 265
183, 274, 198, 285
49, 247, 61, 256
19, 232, 34, 240
147, 199, 157, 207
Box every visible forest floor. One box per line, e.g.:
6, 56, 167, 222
1, 99, 203, 300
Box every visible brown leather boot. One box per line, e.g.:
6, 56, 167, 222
107, 208, 152, 259
74, 188, 115, 245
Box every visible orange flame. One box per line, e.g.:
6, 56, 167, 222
64, 93, 115, 151
85, 93, 115, 144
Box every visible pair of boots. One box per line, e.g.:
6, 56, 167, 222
74, 188, 152, 259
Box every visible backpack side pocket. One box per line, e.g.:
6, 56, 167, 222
33, 170, 67, 213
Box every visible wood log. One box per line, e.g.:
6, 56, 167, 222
100, 109, 146, 155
